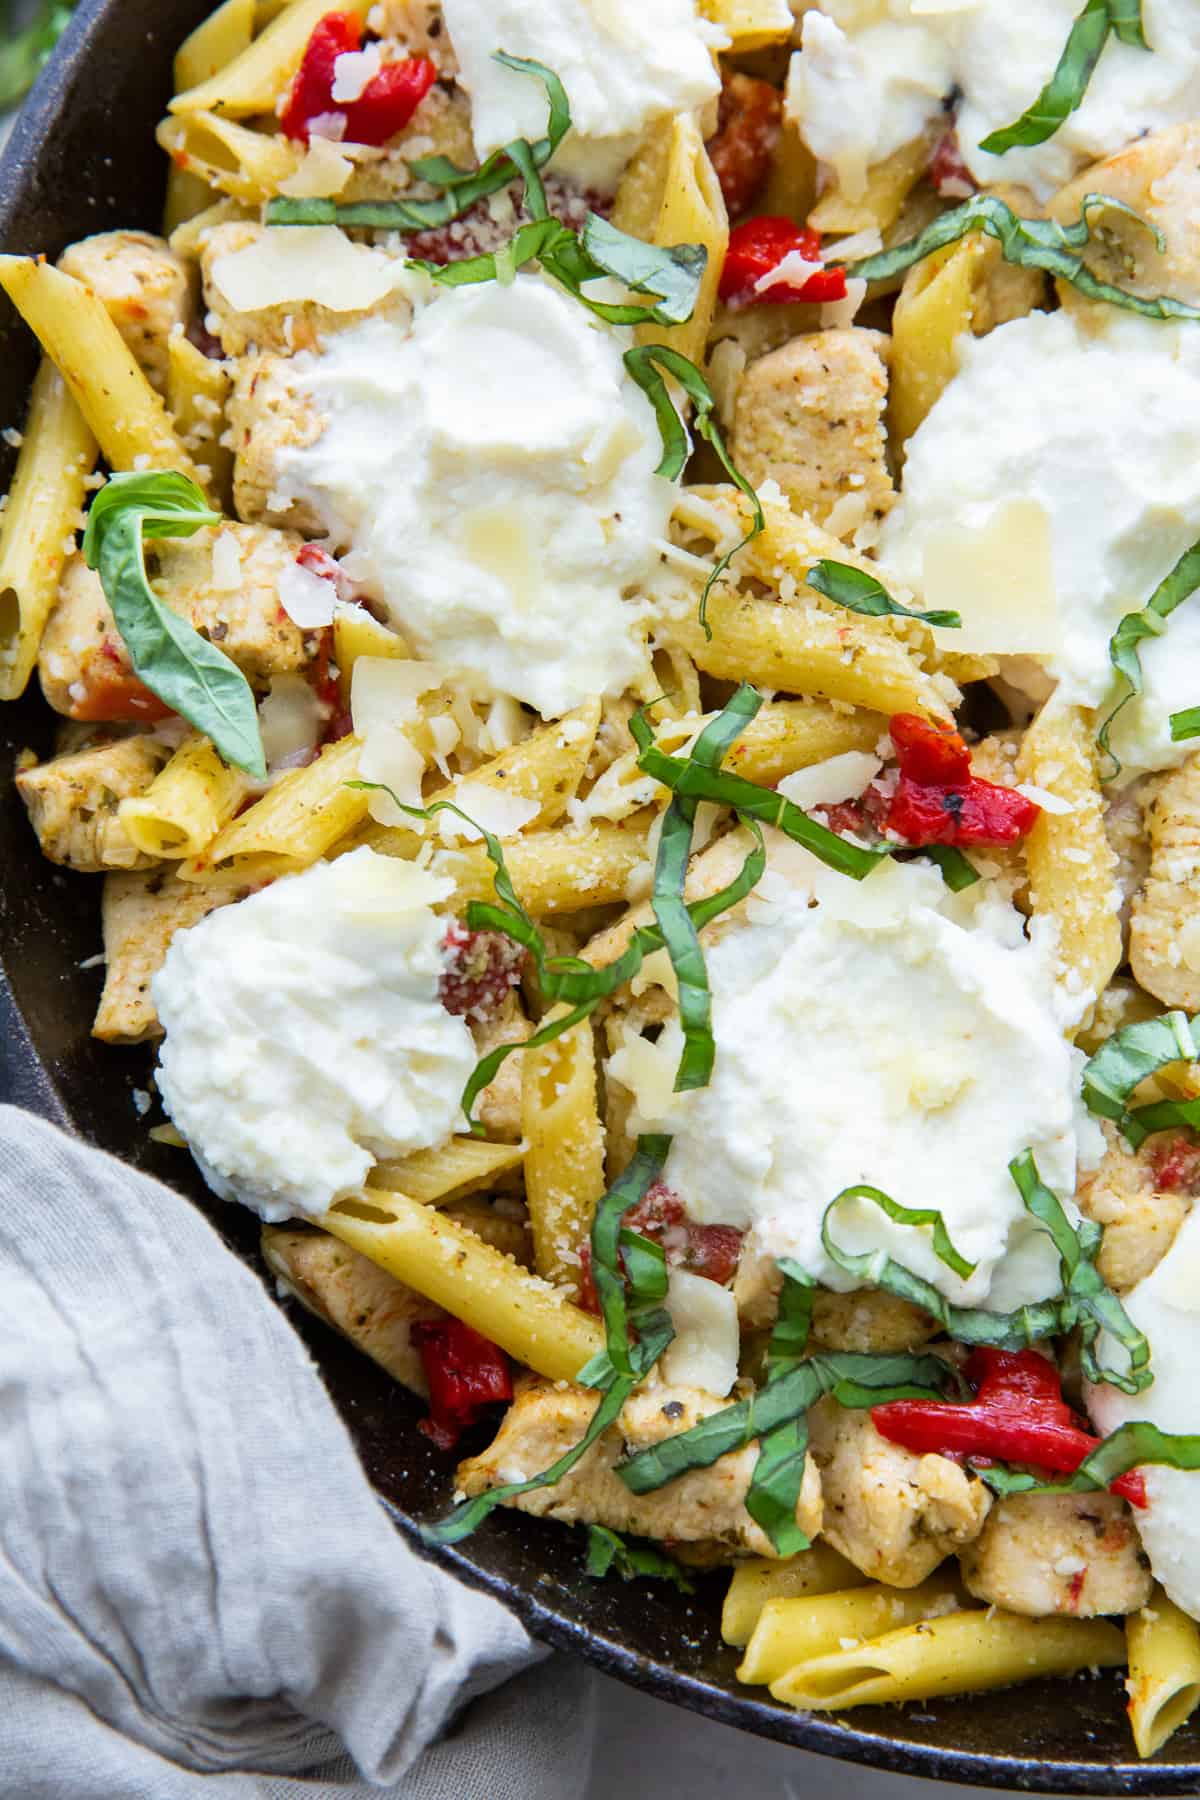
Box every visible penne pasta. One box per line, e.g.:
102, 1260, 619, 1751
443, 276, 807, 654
770, 1609, 1127, 1711
368, 1137, 526, 1205
738, 1573, 963, 1686
521, 1009, 606, 1295
0, 258, 201, 483
889, 238, 990, 454
434, 816, 655, 917
808, 130, 934, 238
166, 333, 234, 511
173, 0, 255, 93
0, 358, 97, 701
156, 111, 301, 206
1125, 1589, 1200, 1758
1017, 704, 1122, 1029
178, 731, 366, 886
699, 0, 792, 52
634, 113, 728, 367
169, 0, 367, 116
721, 1544, 870, 1648
119, 732, 248, 860
322, 1187, 604, 1382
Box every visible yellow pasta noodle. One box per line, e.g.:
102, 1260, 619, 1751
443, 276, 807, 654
179, 731, 366, 886
436, 817, 655, 917
700, 0, 792, 52
1126, 1590, 1200, 1758
174, 0, 255, 92
0, 259, 201, 482
1017, 703, 1122, 1027
809, 131, 934, 238
167, 333, 234, 510
889, 238, 991, 453
156, 112, 301, 206
120, 732, 248, 860
369, 1137, 526, 1205
721, 1544, 870, 1648
737, 1573, 962, 1687
0, 358, 97, 701
332, 607, 411, 702
614, 113, 727, 366
521, 1009, 606, 1295
169, 0, 367, 116
770, 1609, 1126, 1711
322, 1187, 604, 1381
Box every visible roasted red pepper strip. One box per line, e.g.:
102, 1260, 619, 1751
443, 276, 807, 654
578, 1180, 743, 1314
280, 11, 435, 147
929, 127, 977, 199
884, 713, 1041, 848
718, 217, 848, 307
411, 1317, 513, 1452
69, 640, 173, 723
872, 1347, 1146, 1507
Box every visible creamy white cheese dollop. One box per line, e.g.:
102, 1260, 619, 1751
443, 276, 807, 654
153, 849, 475, 1222
788, 0, 1200, 203
277, 275, 674, 719
609, 845, 1096, 1308
440, 0, 722, 192
880, 309, 1200, 778
1089, 1206, 1200, 1618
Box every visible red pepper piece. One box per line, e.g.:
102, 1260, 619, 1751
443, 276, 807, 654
280, 11, 361, 142
929, 127, 977, 199
884, 713, 1042, 849
706, 71, 783, 220
438, 921, 526, 1022
578, 1180, 743, 1314
872, 1346, 1146, 1507
718, 216, 848, 307
1151, 1135, 1200, 1196
341, 53, 436, 148
411, 1316, 513, 1452
69, 640, 173, 723
280, 11, 435, 147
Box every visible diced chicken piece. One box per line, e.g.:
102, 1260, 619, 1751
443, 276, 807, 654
730, 328, 896, 532
57, 230, 191, 394
810, 1290, 939, 1355
263, 1226, 438, 1395
227, 352, 327, 532
808, 1400, 991, 1587
16, 733, 170, 871
1050, 123, 1200, 313
959, 1492, 1152, 1618
470, 998, 532, 1143
93, 868, 233, 1042
38, 525, 311, 717
1131, 755, 1200, 1009
197, 220, 410, 360
1076, 1124, 1190, 1292
457, 1377, 823, 1556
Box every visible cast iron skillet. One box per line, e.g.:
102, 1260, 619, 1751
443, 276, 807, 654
3, 9, 1199, 1787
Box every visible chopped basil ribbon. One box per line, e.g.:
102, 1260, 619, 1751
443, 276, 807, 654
81, 471, 266, 778
415, 212, 708, 329
584, 1525, 695, 1593
1170, 706, 1200, 742
424, 1136, 675, 1545
805, 559, 962, 630
616, 1346, 955, 1497
819, 1152, 1151, 1394
622, 346, 765, 635
1081, 1009, 1200, 1149
839, 193, 1200, 324
1097, 538, 1200, 776
267, 53, 569, 233
630, 681, 890, 882
744, 1260, 818, 1555
976, 1419, 1200, 1501
978, 0, 1148, 158
921, 845, 981, 891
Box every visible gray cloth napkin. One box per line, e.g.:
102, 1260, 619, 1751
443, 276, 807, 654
0, 1105, 596, 1797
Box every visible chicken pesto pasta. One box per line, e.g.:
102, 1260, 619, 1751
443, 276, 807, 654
13, 0, 1200, 1756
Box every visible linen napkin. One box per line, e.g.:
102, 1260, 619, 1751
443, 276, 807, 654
0, 1104, 595, 1797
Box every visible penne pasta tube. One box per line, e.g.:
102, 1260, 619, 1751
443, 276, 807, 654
638, 113, 728, 366
521, 1008, 606, 1295
0, 258, 201, 482
721, 1544, 869, 1647
179, 731, 366, 886
166, 333, 234, 511
173, 0, 255, 92
434, 817, 654, 916
368, 1137, 525, 1205
119, 732, 248, 860
1125, 1589, 1200, 1758
0, 358, 97, 701
163, 164, 219, 236
737, 1573, 962, 1686
889, 238, 991, 454
770, 1609, 1126, 1712
699, 0, 792, 51
322, 1187, 604, 1382
809, 130, 934, 238
156, 111, 301, 206
170, 0, 368, 115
